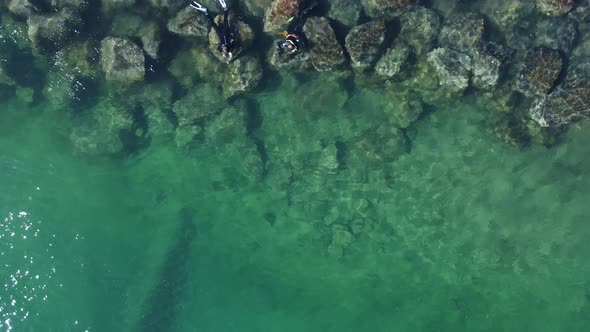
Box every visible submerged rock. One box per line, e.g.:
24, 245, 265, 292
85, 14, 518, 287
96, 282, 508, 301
294, 77, 349, 114
327, 0, 362, 28
139, 22, 163, 59
102, 0, 136, 12
269, 46, 312, 71
530, 81, 590, 127
517, 47, 563, 96
438, 13, 485, 54
61, 41, 99, 77
534, 17, 578, 55
224, 55, 263, 97
427, 47, 472, 93
167, 6, 210, 38
472, 48, 502, 90
207, 13, 254, 63
398, 7, 441, 56
352, 124, 408, 165
70, 101, 135, 155
0, 65, 16, 86
303, 17, 346, 71
263, 0, 299, 33
384, 92, 424, 128
345, 20, 386, 69
362, 0, 419, 18
149, 0, 183, 11
8, 0, 38, 17
172, 84, 224, 125
242, 0, 274, 17
536, 0, 575, 16
375, 44, 411, 79
27, 7, 82, 48
168, 46, 224, 88
100, 37, 145, 83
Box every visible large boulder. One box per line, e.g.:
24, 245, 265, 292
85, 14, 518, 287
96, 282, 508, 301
345, 20, 386, 70
427, 47, 472, 93
110, 14, 163, 59
172, 84, 224, 125
517, 47, 563, 96
375, 44, 411, 79
100, 37, 145, 83
207, 13, 254, 63
362, 0, 419, 18
69, 100, 135, 155
303, 17, 346, 71
534, 17, 578, 55
242, 0, 274, 17
327, 0, 362, 27
472, 48, 502, 90
269, 45, 312, 71
398, 7, 441, 56
438, 13, 485, 54
263, 0, 299, 33
167, 6, 211, 38
536, 0, 575, 16
530, 82, 590, 127
168, 46, 224, 88
27, 8, 82, 48
351, 124, 408, 166
8, 0, 38, 17
223, 55, 263, 97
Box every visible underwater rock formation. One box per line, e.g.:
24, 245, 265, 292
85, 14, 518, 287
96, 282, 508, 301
375, 44, 411, 79
8, 0, 38, 17
303, 17, 346, 71
0, 65, 16, 86
167, 6, 210, 38
327, 0, 362, 27
439, 13, 485, 54
172, 83, 224, 125
207, 13, 254, 63
242, 0, 274, 17
362, 0, 419, 18
269, 46, 312, 71
517, 47, 563, 96
352, 123, 408, 165
398, 7, 441, 56
384, 92, 424, 128
427, 48, 472, 93
27, 7, 82, 48
149, 0, 183, 11
101, 0, 136, 12
530, 81, 590, 127
100, 37, 145, 83
471, 48, 502, 90
536, 0, 575, 16
263, 0, 299, 33
224, 55, 263, 97
345, 20, 386, 69
534, 17, 578, 55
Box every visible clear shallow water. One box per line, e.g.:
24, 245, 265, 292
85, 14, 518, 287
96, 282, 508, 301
2, 83, 590, 332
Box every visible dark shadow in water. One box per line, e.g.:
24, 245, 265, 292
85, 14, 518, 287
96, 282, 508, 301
134, 207, 198, 332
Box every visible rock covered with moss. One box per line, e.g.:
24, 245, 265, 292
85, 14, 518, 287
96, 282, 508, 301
8, 0, 38, 17
530, 81, 590, 127
536, 0, 575, 16
517, 47, 563, 96
327, 0, 362, 27
439, 13, 485, 54
172, 84, 225, 125
398, 7, 441, 56
362, 0, 419, 18
303, 17, 346, 71
167, 6, 210, 38
100, 37, 145, 83
264, 0, 299, 33
427, 48, 472, 93
351, 124, 408, 166
27, 7, 82, 48
223, 55, 263, 97
345, 20, 386, 70
375, 44, 411, 79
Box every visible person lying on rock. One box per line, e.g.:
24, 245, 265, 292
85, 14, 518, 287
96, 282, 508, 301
276, 0, 318, 56
191, 0, 234, 59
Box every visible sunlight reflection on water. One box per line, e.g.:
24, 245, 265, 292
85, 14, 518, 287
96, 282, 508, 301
0, 211, 56, 331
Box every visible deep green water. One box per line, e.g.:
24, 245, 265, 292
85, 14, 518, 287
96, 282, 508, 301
2, 80, 590, 332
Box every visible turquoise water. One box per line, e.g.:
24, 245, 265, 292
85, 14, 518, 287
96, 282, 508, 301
2, 1, 590, 331
3, 84, 590, 331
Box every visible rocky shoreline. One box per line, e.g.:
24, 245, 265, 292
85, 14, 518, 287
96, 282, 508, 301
0, 0, 589, 156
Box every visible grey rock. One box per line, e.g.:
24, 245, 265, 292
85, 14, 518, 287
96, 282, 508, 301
375, 44, 411, 79
385, 96, 424, 128
140, 23, 163, 59
167, 6, 210, 38
345, 20, 386, 69
269, 46, 312, 71
8, 0, 38, 17
536, 0, 574, 16
439, 13, 485, 54
224, 55, 263, 97
327, 0, 362, 28
534, 17, 578, 55
27, 8, 82, 47
427, 47, 472, 93
100, 37, 145, 83
362, 0, 419, 18
472, 48, 502, 89
303, 17, 346, 71
398, 7, 441, 56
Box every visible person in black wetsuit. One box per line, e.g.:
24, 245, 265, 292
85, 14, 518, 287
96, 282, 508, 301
190, 0, 234, 59
276, 0, 318, 56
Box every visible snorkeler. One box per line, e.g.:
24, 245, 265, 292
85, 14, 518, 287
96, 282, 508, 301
190, 0, 234, 59
276, 0, 318, 56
